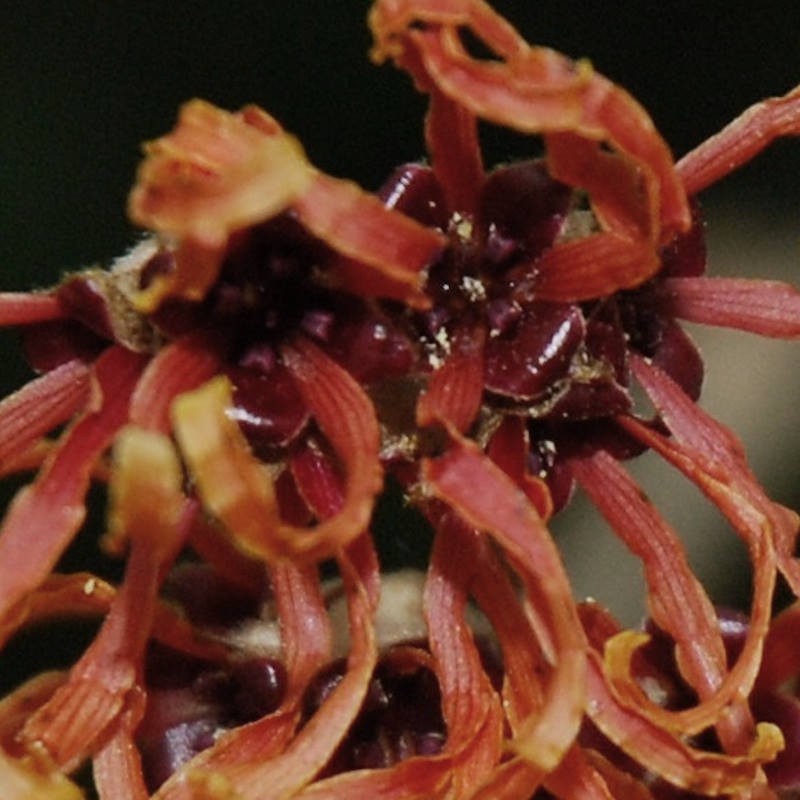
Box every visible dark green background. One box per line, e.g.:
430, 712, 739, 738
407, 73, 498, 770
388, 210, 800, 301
3, 2, 799, 289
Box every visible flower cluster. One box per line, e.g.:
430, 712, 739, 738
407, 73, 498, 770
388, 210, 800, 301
2, 0, 800, 797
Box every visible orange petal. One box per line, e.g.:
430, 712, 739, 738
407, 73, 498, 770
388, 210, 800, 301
172, 340, 382, 562
422, 429, 586, 772
586, 650, 780, 795
129, 99, 313, 310
292, 172, 445, 309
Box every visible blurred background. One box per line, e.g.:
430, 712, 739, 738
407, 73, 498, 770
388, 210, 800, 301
1, 1, 799, 632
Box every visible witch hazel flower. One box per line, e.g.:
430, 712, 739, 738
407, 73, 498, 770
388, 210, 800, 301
2, 0, 800, 797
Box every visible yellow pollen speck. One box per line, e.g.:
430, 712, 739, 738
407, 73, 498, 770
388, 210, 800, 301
83, 578, 97, 596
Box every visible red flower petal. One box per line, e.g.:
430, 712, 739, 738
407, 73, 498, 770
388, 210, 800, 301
128, 100, 313, 310
585, 650, 780, 796
416, 326, 484, 433
422, 429, 586, 773
293, 172, 445, 309
0, 346, 147, 633
0, 359, 90, 470
607, 358, 782, 740
0, 292, 66, 326
677, 84, 800, 196
21, 429, 185, 771
569, 452, 731, 715
129, 331, 224, 433
171, 340, 382, 562
370, 0, 691, 302
660, 276, 800, 338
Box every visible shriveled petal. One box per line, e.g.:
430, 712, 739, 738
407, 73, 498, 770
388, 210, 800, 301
585, 651, 780, 796
172, 340, 382, 562
422, 429, 586, 772
370, 0, 691, 302
0, 346, 147, 631
677, 84, 800, 196
660, 276, 800, 338
21, 428, 185, 771
607, 358, 781, 739
293, 172, 445, 309
569, 451, 736, 732
129, 100, 313, 310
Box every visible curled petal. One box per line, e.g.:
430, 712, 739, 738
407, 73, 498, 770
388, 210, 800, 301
129, 331, 224, 433
659, 276, 800, 338
0, 346, 147, 631
586, 651, 780, 796
0, 359, 90, 471
608, 359, 781, 738
569, 452, 733, 728
129, 100, 313, 309
370, 0, 691, 301
129, 100, 311, 244
677, 84, 800, 195
293, 172, 445, 308
172, 340, 382, 562
22, 428, 185, 770
422, 430, 586, 772
166, 551, 376, 800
